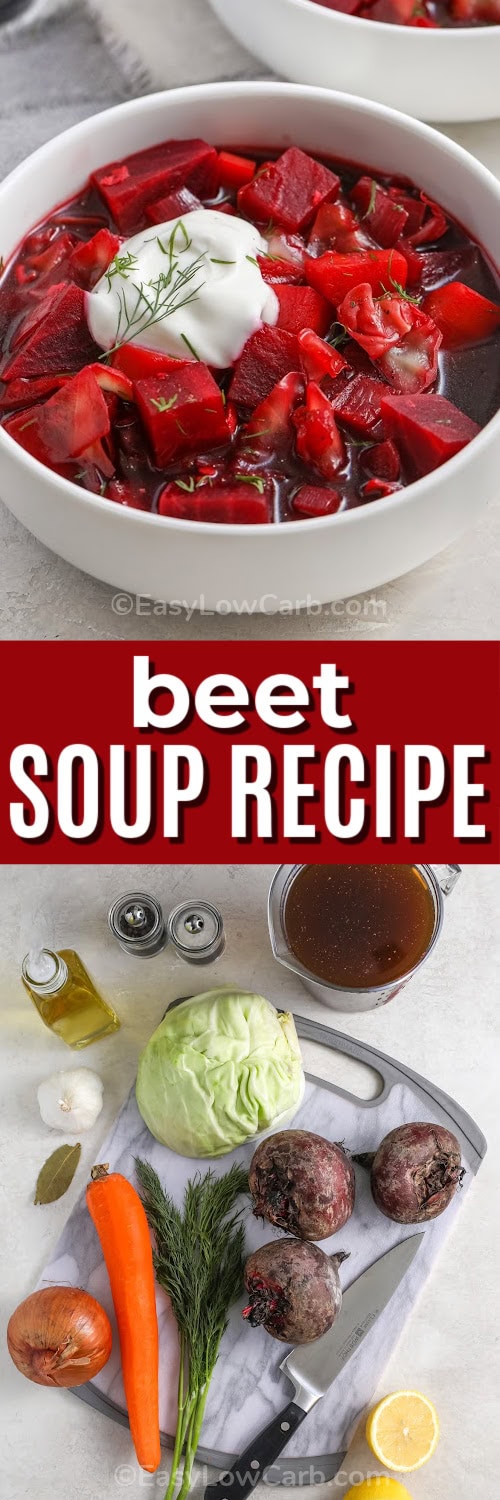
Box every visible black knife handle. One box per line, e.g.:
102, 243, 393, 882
204, 1400, 307, 1500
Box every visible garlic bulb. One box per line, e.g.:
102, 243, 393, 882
37, 1069, 104, 1133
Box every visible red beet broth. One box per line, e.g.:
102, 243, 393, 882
0, 135, 499, 527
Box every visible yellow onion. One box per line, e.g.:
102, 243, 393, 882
7, 1286, 112, 1387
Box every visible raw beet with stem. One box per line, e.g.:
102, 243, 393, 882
356, 1121, 464, 1224
249, 1129, 355, 1240
242, 1239, 348, 1343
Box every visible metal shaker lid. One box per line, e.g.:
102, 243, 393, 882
167, 900, 225, 964
108, 891, 167, 958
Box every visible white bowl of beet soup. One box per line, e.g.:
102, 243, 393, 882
0, 84, 499, 611
209, 0, 500, 123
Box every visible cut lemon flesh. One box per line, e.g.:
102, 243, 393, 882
366, 1390, 440, 1473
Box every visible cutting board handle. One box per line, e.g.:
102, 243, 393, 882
205, 1400, 308, 1500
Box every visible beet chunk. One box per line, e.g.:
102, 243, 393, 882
34, 366, 110, 462
92, 139, 219, 234
329, 373, 385, 435
229, 327, 301, 409
350, 176, 409, 247
2, 284, 99, 380
145, 185, 202, 227
249, 1129, 355, 1239
242, 1239, 347, 1343
158, 478, 273, 523
135, 363, 230, 465
69, 228, 121, 289
381, 392, 480, 476
274, 284, 331, 336
238, 147, 340, 234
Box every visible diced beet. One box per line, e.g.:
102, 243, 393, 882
92, 138, 220, 234
145, 186, 202, 226
305, 248, 408, 307
360, 477, 402, 499
135, 363, 230, 466
308, 199, 368, 255
257, 255, 305, 286
0, 373, 70, 410
158, 479, 273, 523
238, 148, 340, 234
350, 177, 409, 248
292, 485, 342, 517
404, 195, 448, 249
33, 367, 110, 463
298, 328, 347, 382
329, 373, 384, 435
229, 327, 301, 409
217, 151, 256, 190
239, 372, 305, 459
381, 392, 480, 477
69, 228, 121, 289
24, 233, 79, 290
293, 382, 346, 480
8, 281, 67, 353
422, 282, 500, 348
3, 284, 98, 380
404, 246, 480, 293
275, 284, 331, 336
110, 345, 184, 382
4, 409, 72, 473
361, 438, 401, 482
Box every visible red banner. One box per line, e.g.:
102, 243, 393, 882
0, 641, 498, 862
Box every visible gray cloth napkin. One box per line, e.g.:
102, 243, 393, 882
0, 0, 266, 185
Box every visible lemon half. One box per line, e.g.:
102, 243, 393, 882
366, 1389, 440, 1473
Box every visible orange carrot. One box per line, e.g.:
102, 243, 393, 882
86, 1165, 161, 1473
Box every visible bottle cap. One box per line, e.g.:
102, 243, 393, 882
167, 901, 225, 964
108, 892, 167, 958
22, 949, 68, 994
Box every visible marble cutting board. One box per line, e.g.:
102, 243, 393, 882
39, 1013, 486, 1482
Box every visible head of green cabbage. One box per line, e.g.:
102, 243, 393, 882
135, 989, 305, 1157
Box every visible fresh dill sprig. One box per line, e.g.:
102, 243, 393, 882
105, 250, 138, 291
236, 475, 265, 493
136, 1159, 248, 1500
150, 394, 178, 412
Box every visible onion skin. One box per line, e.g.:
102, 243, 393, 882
242, 1238, 348, 1343
361, 1122, 464, 1225
249, 1129, 355, 1240
7, 1286, 112, 1387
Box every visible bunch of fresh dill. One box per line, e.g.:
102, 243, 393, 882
135, 1158, 249, 1500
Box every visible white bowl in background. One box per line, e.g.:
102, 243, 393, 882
0, 83, 499, 611
209, 0, 500, 122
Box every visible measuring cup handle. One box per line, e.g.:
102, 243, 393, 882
433, 865, 462, 898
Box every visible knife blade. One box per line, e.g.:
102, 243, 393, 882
204, 1234, 423, 1500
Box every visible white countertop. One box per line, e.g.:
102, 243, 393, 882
1, 862, 499, 1500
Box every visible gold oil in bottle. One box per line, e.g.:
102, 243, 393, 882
21, 948, 120, 1048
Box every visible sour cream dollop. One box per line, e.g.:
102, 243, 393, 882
86, 209, 279, 368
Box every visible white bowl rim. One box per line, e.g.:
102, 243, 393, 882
232, 0, 500, 37
1, 79, 499, 542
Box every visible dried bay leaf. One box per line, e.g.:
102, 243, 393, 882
34, 1143, 82, 1205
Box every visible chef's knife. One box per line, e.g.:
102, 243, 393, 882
205, 1234, 423, 1500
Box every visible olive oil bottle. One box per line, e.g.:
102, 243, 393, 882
21, 948, 120, 1048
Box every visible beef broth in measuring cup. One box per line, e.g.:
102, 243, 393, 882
268, 863, 461, 1012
